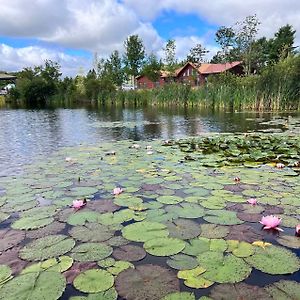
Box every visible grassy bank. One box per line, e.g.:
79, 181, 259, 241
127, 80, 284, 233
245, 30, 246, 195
103, 56, 299, 111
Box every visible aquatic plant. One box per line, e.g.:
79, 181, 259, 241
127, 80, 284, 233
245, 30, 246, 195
260, 215, 283, 231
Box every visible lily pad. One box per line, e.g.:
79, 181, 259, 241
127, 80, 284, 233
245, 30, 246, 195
112, 245, 146, 262
166, 254, 198, 270
67, 211, 101, 226
265, 280, 300, 300
157, 196, 183, 205
73, 269, 114, 293
165, 203, 205, 219
19, 235, 75, 261
63, 262, 97, 284
245, 245, 300, 274
0, 229, 25, 252
69, 223, 114, 242
21, 256, 73, 274
226, 225, 263, 243
71, 243, 112, 262
87, 287, 118, 300
183, 238, 227, 256
199, 224, 229, 239
0, 265, 12, 285
161, 292, 195, 300
115, 264, 179, 300
122, 221, 169, 242
0, 271, 66, 300
165, 219, 201, 240
144, 237, 185, 256
209, 283, 273, 300
12, 216, 54, 230
0, 212, 9, 223
177, 266, 214, 289
107, 261, 134, 275
277, 235, 300, 249
0, 247, 28, 274
204, 210, 244, 225
197, 251, 252, 283
226, 240, 255, 257
26, 222, 66, 239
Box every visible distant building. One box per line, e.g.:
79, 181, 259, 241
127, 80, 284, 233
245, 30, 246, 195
136, 61, 243, 89
0, 73, 16, 95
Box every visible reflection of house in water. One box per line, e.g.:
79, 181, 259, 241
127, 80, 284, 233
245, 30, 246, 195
136, 61, 243, 89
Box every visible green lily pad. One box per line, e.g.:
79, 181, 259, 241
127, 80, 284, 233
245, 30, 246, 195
67, 211, 101, 226
265, 280, 300, 300
122, 221, 169, 242
177, 267, 214, 289
12, 216, 54, 230
87, 287, 118, 300
157, 196, 183, 205
165, 203, 205, 219
69, 223, 114, 242
107, 261, 134, 275
0, 212, 9, 223
0, 271, 66, 300
204, 210, 244, 225
226, 240, 255, 257
71, 243, 113, 262
98, 258, 116, 268
165, 219, 201, 240
199, 224, 229, 239
197, 251, 252, 283
69, 187, 98, 197
19, 235, 75, 261
166, 254, 198, 270
0, 265, 12, 285
74, 269, 114, 293
144, 237, 185, 256
183, 237, 227, 256
245, 245, 300, 274
21, 256, 73, 274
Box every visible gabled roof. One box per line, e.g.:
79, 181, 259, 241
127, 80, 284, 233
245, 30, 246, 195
0, 73, 17, 80
198, 61, 242, 74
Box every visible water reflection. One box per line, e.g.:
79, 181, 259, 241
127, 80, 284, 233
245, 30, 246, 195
0, 102, 299, 175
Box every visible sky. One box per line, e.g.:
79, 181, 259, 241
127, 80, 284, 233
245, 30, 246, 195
0, 0, 299, 76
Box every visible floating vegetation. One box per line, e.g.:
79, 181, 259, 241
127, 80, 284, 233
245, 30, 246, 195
0, 133, 299, 299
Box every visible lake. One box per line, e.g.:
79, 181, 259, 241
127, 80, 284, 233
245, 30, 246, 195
0, 103, 299, 300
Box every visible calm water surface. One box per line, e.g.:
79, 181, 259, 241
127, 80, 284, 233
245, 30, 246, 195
0, 103, 299, 176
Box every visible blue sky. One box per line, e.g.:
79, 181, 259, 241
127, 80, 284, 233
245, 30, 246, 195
0, 0, 299, 76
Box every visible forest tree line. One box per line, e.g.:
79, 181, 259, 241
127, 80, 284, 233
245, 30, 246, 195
6, 15, 300, 110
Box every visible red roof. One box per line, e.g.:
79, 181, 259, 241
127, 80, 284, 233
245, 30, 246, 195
198, 61, 242, 74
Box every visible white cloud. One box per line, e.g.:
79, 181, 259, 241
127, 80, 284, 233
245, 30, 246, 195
123, 0, 300, 42
0, 0, 163, 55
0, 44, 91, 77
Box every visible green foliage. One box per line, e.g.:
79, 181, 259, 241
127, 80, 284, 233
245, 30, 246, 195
123, 34, 145, 77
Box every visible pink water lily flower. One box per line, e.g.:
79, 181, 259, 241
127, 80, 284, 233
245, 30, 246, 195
72, 199, 86, 209
113, 187, 123, 195
260, 215, 283, 231
247, 198, 257, 205
276, 163, 285, 169
234, 177, 240, 183
296, 224, 300, 235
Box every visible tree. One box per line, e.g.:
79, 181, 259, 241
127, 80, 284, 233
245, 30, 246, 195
123, 35, 145, 78
106, 50, 124, 87
269, 25, 296, 62
186, 43, 209, 66
235, 15, 261, 75
215, 26, 236, 59
163, 39, 177, 79
142, 53, 162, 83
